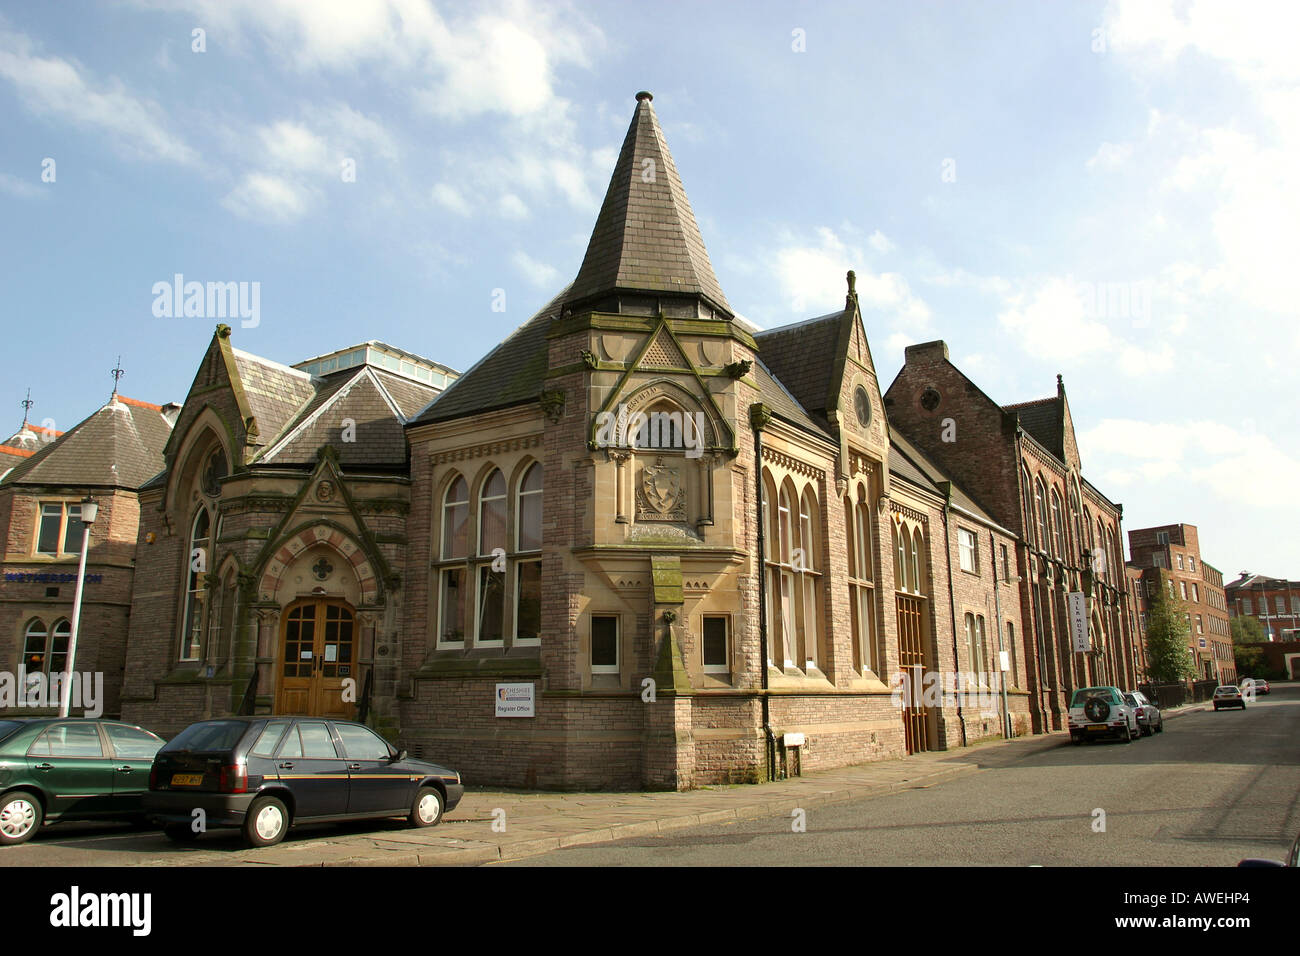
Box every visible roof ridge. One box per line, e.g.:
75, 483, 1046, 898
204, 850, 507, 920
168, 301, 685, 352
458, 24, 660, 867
116, 395, 164, 411
753, 309, 844, 337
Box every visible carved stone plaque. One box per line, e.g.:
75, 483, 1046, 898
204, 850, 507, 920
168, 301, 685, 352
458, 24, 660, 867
636, 457, 686, 521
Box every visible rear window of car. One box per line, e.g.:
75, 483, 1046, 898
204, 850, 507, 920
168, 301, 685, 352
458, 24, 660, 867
1216, 686, 1239, 693
1071, 688, 1118, 706
162, 720, 253, 753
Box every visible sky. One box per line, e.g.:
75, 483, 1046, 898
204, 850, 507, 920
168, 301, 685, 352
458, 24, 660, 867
1, 0, 1296, 578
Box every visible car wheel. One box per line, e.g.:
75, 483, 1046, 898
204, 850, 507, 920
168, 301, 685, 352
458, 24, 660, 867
0, 792, 43, 846
1156, 719, 1164, 733
163, 823, 201, 843
243, 796, 289, 848
408, 786, 444, 828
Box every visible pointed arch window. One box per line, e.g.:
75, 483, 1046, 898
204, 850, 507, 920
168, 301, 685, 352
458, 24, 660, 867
438, 475, 469, 645
180, 507, 211, 661
762, 473, 821, 671
476, 469, 508, 644
1033, 478, 1048, 552
847, 484, 876, 673
1049, 488, 1065, 558
514, 463, 543, 645
22, 618, 69, 702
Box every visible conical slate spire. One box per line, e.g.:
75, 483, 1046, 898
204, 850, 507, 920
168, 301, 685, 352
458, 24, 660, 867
564, 92, 732, 318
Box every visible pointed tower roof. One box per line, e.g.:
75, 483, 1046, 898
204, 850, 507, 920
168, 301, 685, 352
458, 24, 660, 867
564, 91, 732, 319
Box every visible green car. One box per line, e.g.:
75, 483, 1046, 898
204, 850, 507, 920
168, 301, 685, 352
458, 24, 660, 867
0, 718, 165, 846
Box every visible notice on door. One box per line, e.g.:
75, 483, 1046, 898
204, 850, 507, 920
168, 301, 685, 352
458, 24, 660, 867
495, 682, 535, 718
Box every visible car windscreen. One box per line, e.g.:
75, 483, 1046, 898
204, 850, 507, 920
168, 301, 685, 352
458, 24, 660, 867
161, 720, 253, 753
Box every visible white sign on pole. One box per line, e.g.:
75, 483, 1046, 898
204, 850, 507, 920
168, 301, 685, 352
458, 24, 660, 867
999, 650, 1010, 672
1068, 591, 1090, 653
494, 682, 535, 718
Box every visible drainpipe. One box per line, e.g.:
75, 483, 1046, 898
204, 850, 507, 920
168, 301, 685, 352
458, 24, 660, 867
990, 529, 1011, 739
938, 484, 966, 747
750, 403, 775, 781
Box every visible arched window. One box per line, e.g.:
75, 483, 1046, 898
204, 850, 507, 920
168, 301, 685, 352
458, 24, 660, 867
798, 487, 821, 670
847, 484, 875, 672
180, 508, 211, 661
442, 476, 469, 559
21, 619, 69, 702
514, 463, 543, 644
895, 521, 909, 592
1049, 489, 1064, 558
439, 475, 469, 644
1033, 478, 1048, 552
762, 473, 820, 671
1006, 620, 1018, 686
478, 469, 507, 557
1021, 465, 1034, 538
476, 469, 508, 644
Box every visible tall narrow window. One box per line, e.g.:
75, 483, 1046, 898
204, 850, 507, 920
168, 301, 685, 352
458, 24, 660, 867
514, 463, 543, 644
959, 528, 978, 573
702, 615, 729, 672
1049, 490, 1064, 558
1034, 479, 1048, 552
847, 487, 875, 672
439, 475, 469, 644
798, 487, 820, 669
62, 503, 86, 555
476, 469, 508, 644
909, 528, 922, 595
180, 508, 211, 661
1006, 621, 1017, 686
591, 615, 619, 673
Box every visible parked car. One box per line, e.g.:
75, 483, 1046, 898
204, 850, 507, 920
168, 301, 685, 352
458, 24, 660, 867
0, 718, 165, 846
1124, 691, 1163, 736
1238, 831, 1299, 867
1241, 678, 1270, 697
1213, 685, 1247, 710
145, 716, 463, 847
1068, 686, 1139, 744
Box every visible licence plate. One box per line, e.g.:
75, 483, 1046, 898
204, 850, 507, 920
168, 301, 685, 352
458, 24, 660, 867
171, 773, 204, 787
1086, 724, 1108, 732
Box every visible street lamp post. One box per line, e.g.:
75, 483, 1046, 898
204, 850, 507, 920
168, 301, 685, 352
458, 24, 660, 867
59, 496, 98, 718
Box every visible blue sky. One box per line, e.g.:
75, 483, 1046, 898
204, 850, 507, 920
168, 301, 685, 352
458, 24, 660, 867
2, 0, 1296, 577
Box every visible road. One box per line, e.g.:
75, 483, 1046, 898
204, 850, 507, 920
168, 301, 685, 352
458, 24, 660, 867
499, 684, 1300, 866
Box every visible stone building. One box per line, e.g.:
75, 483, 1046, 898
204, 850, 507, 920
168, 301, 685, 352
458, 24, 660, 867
884, 348, 1139, 732
1128, 523, 1232, 681
119, 336, 455, 736
0, 393, 173, 717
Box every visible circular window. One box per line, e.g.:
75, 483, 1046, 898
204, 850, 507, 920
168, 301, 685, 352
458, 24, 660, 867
854, 386, 872, 428
920, 387, 941, 411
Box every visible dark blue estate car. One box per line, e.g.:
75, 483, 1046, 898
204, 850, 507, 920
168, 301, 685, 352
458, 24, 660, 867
145, 717, 462, 847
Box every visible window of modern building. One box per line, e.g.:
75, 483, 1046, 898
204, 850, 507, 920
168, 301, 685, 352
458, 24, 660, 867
1187, 556, 1195, 572
1180, 581, 1187, 599
1277, 597, 1285, 615
1176, 554, 1183, 570
1196, 615, 1203, 633
1243, 598, 1253, 615
1192, 583, 1199, 603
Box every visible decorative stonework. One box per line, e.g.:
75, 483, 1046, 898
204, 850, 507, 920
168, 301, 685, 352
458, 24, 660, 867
636, 457, 686, 521
761, 446, 824, 481
315, 480, 335, 502
889, 501, 928, 524
431, 435, 542, 464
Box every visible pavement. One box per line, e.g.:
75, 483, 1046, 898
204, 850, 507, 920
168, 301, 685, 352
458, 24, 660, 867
4, 698, 1213, 867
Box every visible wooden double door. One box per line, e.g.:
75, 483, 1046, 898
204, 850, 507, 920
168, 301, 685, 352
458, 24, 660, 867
276, 599, 357, 719
896, 593, 932, 754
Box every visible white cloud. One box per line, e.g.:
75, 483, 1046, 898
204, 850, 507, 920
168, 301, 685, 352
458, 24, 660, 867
222, 172, 310, 222
0, 28, 197, 165
512, 251, 559, 287
0, 171, 44, 199
431, 183, 472, 216
868, 229, 894, 254
497, 192, 528, 220
1087, 141, 1133, 170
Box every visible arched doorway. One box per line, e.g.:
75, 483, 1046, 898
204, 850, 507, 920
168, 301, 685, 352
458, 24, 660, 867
276, 598, 357, 718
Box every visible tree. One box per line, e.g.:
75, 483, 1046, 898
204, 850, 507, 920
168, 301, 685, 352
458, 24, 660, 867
1230, 615, 1268, 645
1143, 580, 1198, 683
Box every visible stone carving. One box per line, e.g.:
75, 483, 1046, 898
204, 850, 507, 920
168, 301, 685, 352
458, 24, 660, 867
637, 457, 686, 521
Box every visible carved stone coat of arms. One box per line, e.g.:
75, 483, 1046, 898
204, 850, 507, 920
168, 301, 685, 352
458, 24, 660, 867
637, 458, 686, 521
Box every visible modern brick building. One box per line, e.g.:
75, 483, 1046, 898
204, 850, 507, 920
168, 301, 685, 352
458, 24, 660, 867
884, 354, 1140, 732
1225, 571, 1300, 644
0, 393, 173, 717
109, 92, 1038, 790
1128, 523, 1233, 682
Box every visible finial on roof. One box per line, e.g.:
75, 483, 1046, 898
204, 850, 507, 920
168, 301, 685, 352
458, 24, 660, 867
636, 90, 653, 103
216, 323, 231, 339
20, 388, 33, 428
110, 356, 125, 398
1056, 373, 1065, 398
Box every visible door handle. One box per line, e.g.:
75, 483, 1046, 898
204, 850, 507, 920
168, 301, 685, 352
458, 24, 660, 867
278, 761, 294, 770
34, 763, 52, 771
116, 765, 134, 773
347, 763, 360, 770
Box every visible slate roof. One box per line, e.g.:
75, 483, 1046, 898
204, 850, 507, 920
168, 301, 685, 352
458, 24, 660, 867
2, 422, 62, 451
564, 92, 731, 317
1004, 396, 1063, 460
230, 348, 318, 447
752, 310, 845, 427
0, 395, 172, 489
410, 286, 569, 425
257, 366, 437, 467
752, 357, 832, 439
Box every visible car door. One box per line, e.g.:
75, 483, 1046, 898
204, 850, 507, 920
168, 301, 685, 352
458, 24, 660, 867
26, 722, 115, 819
103, 723, 164, 814
332, 722, 413, 815
273, 720, 349, 819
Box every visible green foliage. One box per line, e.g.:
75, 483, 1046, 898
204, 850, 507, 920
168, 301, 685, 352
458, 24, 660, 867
1144, 580, 1198, 683
1230, 615, 1268, 645
1234, 645, 1265, 678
